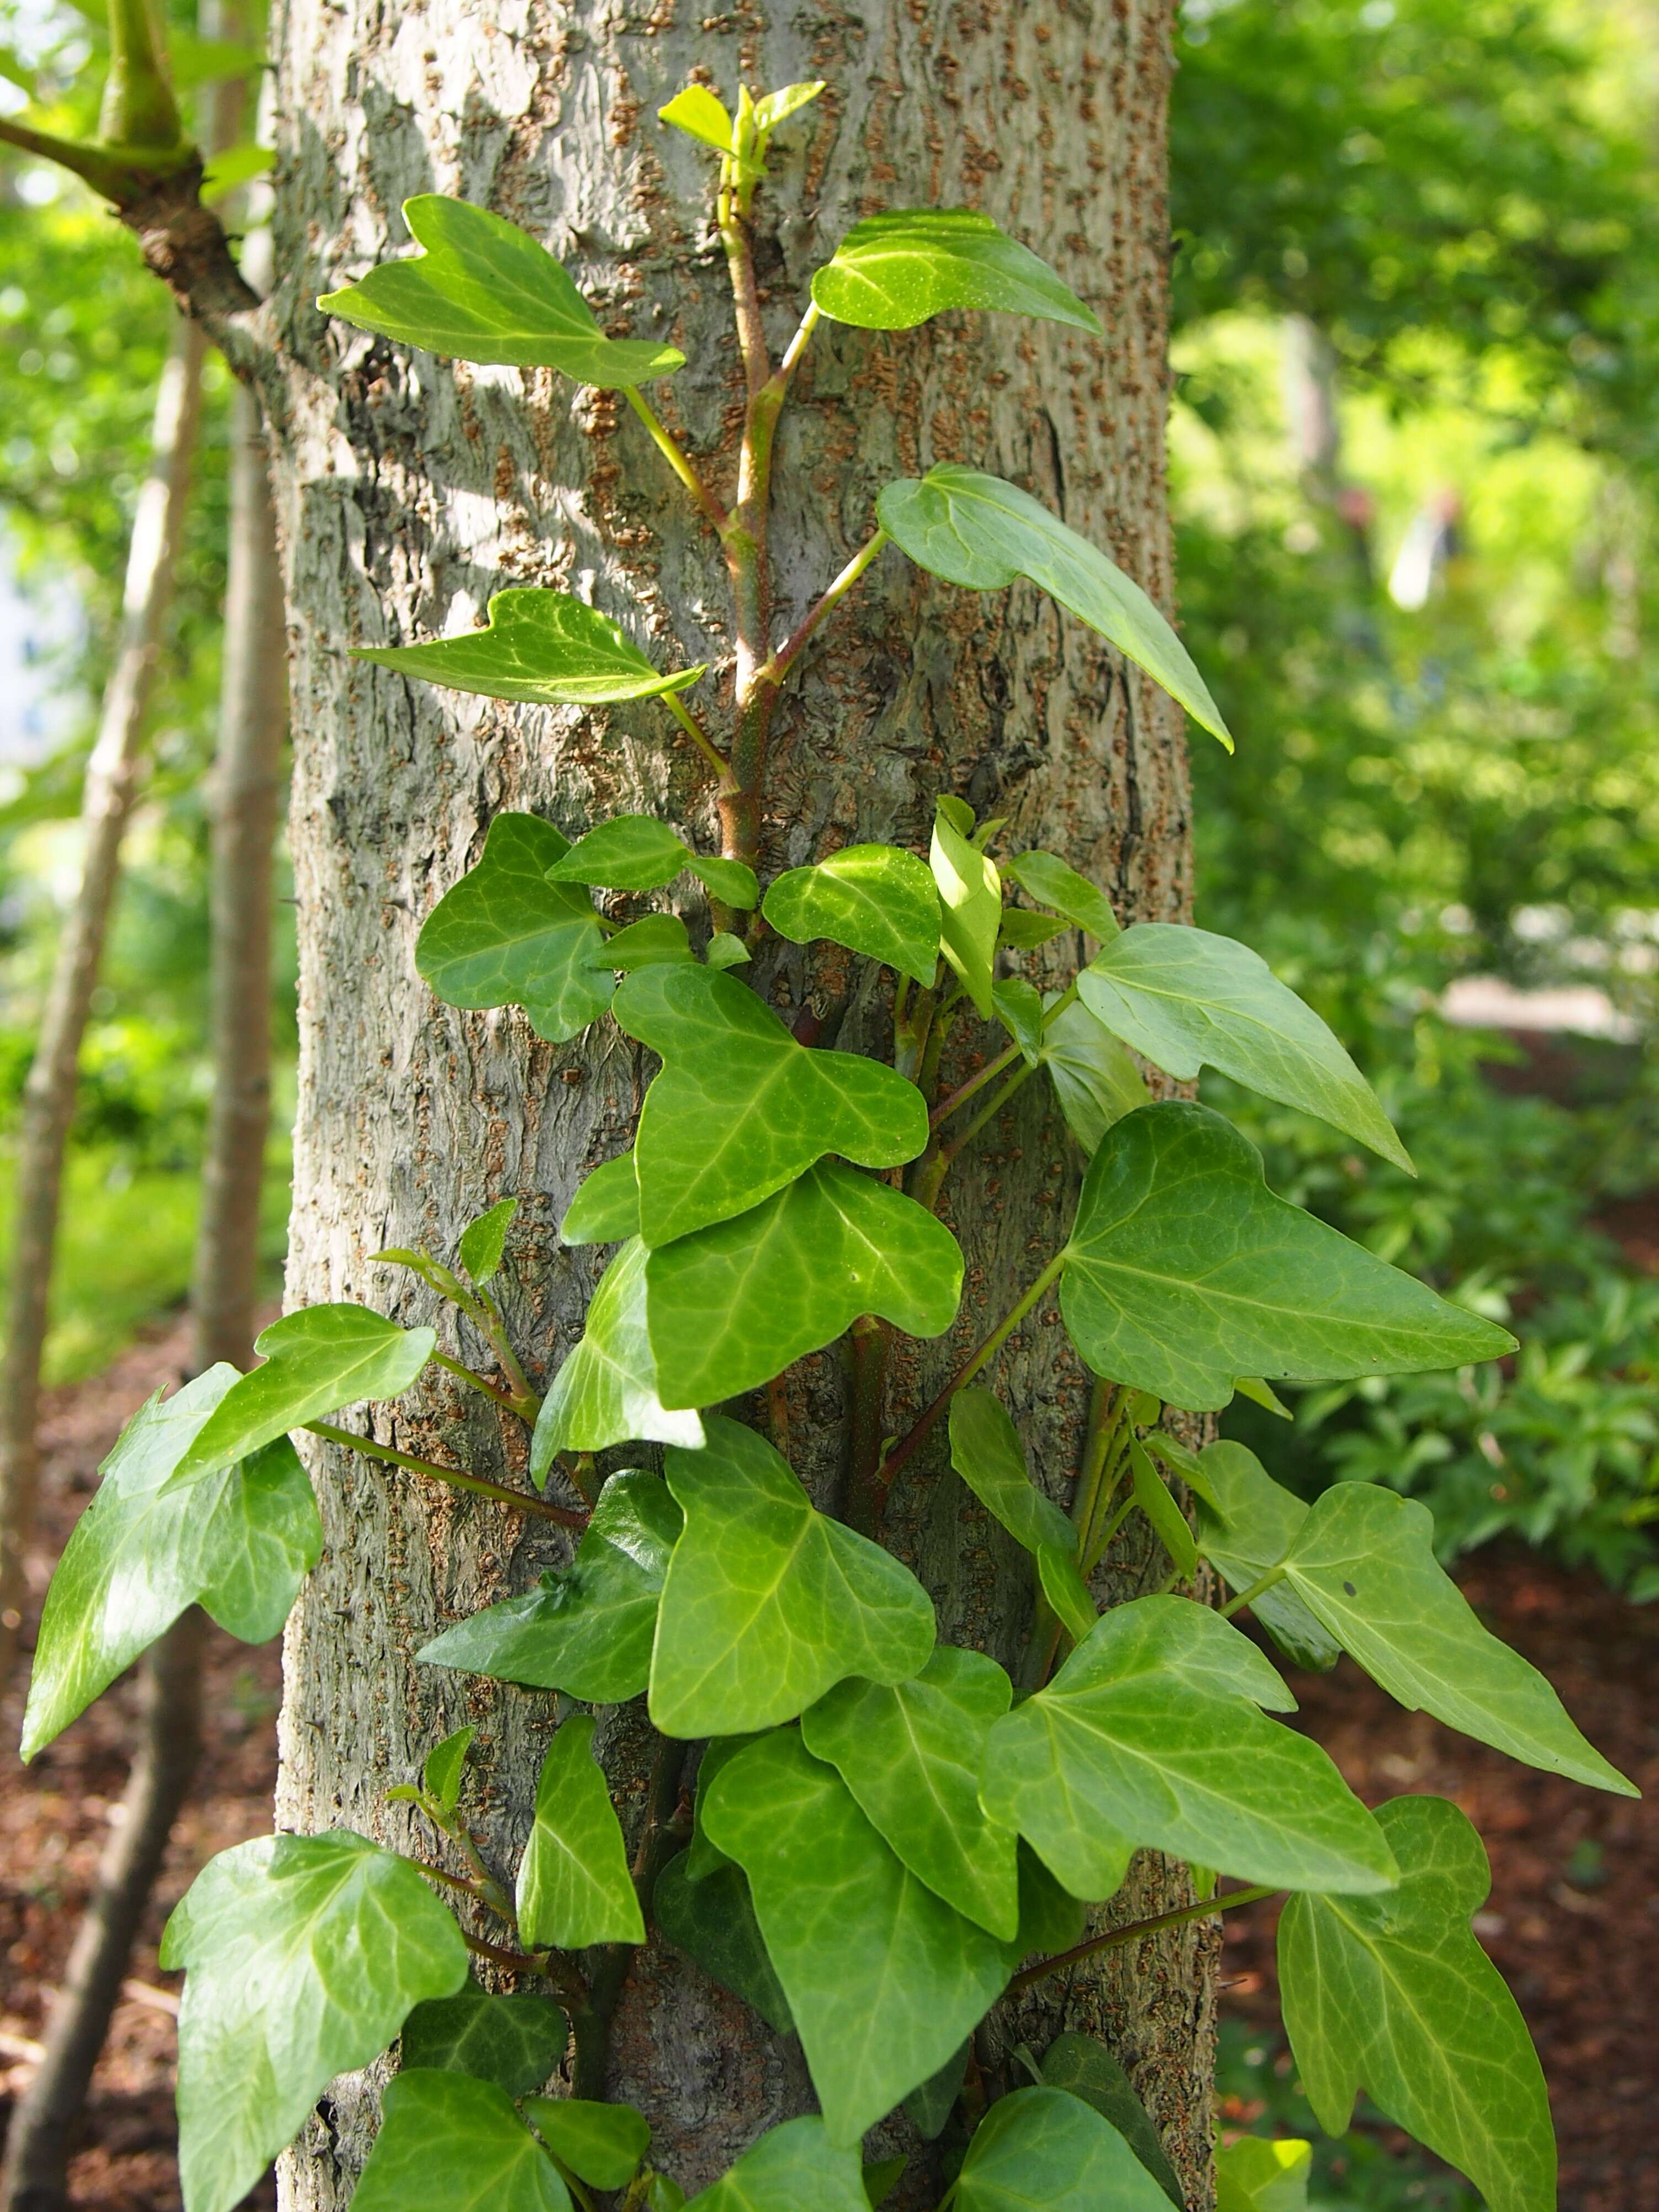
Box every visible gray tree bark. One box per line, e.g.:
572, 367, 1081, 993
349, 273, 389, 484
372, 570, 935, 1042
258, 4, 1215, 2204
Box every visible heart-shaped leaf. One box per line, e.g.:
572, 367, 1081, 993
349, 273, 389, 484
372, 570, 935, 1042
702, 1731, 1011, 2145
23, 1369, 323, 1759
1280, 1796, 1554, 2212
947, 1390, 1077, 1559
931, 800, 1001, 1017
614, 964, 928, 1245
1079, 925, 1409, 1171
683, 2118, 869, 2212
706, 930, 751, 971
458, 1197, 517, 1287
1188, 1441, 1339, 1673
954, 2088, 1174, 2212
1060, 1103, 1515, 1411
650, 1417, 936, 1736
356, 590, 705, 707
522, 2098, 649, 2190
416, 814, 612, 1044
548, 815, 757, 908
419, 1470, 681, 1701
879, 468, 1230, 748
802, 1645, 1021, 1938
762, 843, 941, 986
353, 2072, 571, 2212
980, 1596, 1397, 1901
532, 1239, 706, 1470
516, 1716, 645, 1950
811, 210, 1101, 334
560, 1153, 641, 1246
1277, 1483, 1635, 1793
319, 196, 685, 385
652, 1851, 794, 2034
1006, 851, 1119, 943
400, 1985, 568, 2098
173, 1306, 435, 1483
1039, 2036, 1185, 2209
160, 1833, 469, 2212
1042, 999, 1150, 1155
645, 1161, 963, 1410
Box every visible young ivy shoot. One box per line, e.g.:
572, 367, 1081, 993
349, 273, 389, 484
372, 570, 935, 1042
23, 74, 1636, 2212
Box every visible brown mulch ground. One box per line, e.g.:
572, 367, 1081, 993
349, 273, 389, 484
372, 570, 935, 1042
0, 1326, 1654, 2209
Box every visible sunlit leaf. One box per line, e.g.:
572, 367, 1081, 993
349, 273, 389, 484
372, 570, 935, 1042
658, 84, 737, 155
548, 816, 754, 908
356, 589, 705, 706
516, 1716, 644, 1950
931, 799, 1001, 1017
1006, 850, 1119, 941
812, 211, 1101, 334
422, 1725, 475, 1814
458, 1198, 517, 1287
591, 914, 695, 971
762, 843, 941, 986
560, 1154, 641, 1246
353, 2071, 570, 2212
532, 1240, 706, 1469
1215, 2136, 1312, 2212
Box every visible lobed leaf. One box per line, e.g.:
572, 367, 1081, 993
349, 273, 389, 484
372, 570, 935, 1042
515, 1716, 645, 1950
532, 1239, 706, 1469
953, 2087, 1176, 2212
356, 589, 705, 707
761, 843, 941, 986
400, 1983, 568, 2098
352, 2071, 570, 2212
811, 210, 1101, 334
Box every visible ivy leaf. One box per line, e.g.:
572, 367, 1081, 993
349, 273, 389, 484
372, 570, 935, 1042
591, 914, 695, 971
686, 1736, 755, 1880
652, 1852, 795, 2035
999, 908, 1068, 951
1041, 1000, 1150, 1155
171, 1305, 435, 1481
159, 1833, 469, 2212
753, 80, 825, 137
811, 210, 1101, 334
1277, 1484, 1635, 1793
1215, 2137, 1312, 2212
400, 1984, 568, 2098
353, 2071, 571, 2212
645, 1162, 963, 1411
651, 1417, 936, 1737
355, 589, 706, 707
930, 799, 1001, 1017
1078, 926, 1410, 1172
954, 2087, 1176, 2212
522, 2098, 650, 2190
419, 1471, 680, 1701
702, 1731, 1011, 2145
459, 1198, 517, 1287
1279, 1796, 1555, 2212
864, 2155, 909, 2206
683, 2118, 869, 2212
879, 469, 1231, 748
1060, 1103, 1516, 1412
615, 964, 929, 1245
948, 1391, 1076, 1558
1189, 1441, 1339, 1673
516, 1716, 645, 1950
706, 931, 751, 971
548, 816, 757, 908
422, 1725, 475, 1815
560, 1154, 641, 1246
761, 843, 941, 986
1038, 1544, 1100, 1645
1039, 2036, 1185, 2209
658, 84, 737, 155
532, 1239, 706, 1469
1006, 851, 1119, 943
980, 1596, 1397, 1902
992, 978, 1045, 1065
801, 1646, 1021, 1938
23, 1371, 323, 1760
319, 196, 685, 385
904, 2044, 971, 2140
1128, 1438, 1197, 1581
416, 814, 612, 1044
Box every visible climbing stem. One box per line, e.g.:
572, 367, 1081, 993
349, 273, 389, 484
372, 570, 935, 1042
429, 1348, 524, 1415
305, 1421, 587, 1529
930, 1039, 1023, 1130
760, 526, 890, 686
1010, 1885, 1279, 1993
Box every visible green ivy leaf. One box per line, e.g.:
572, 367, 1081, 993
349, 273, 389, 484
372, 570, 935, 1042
753, 80, 825, 138
930, 799, 1001, 1017
23, 1371, 322, 1760
356, 590, 706, 707
1015, 1843, 1087, 1957
548, 816, 755, 908
416, 814, 613, 1044
419, 1471, 680, 1701
1188, 1441, 1339, 1673
160, 1833, 469, 2212
1038, 1544, 1099, 1645
1128, 1438, 1197, 1580
682, 2118, 869, 2212
980, 1596, 1396, 1902
353, 2071, 571, 2212
1039, 2036, 1185, 2209
811, 210, 1101, 333
904, 2044, 970, 2140
422, 1724, 475, 1815
864, 2154, 908, 2206
516, 1715, 645, 1950
458, 1198, 517, 1287
522, 2098, 650, 2190
645, 1161, 963, 1411
686, 1736, 755, 1880
947, 1390, 1076, 1558
1277, 1483, 1635, 1793
651, 1417, 936, 1737
761, 843, 941, 986
1041, 999, 1151, 1155
1215, 2137, 1312, 2212
560, 1154, 641, 1246
1279, 1796, 1555, 2212
702, 1731, 1011, 2145
400, 1984, 568, 2098
1060, 1103, 1516, 1411
533, 1239, 706, 1469
1006, 851, 1119, 943
171, 1305, 435, 1482
880, 469, 1231, 747
614, 965, 929, 1245
999, 908, 1069, 951
954, 2087, 1176, 2212
319, 197, 686, 385
992, 977, 1045, 1065
590, 914, 695, 972
706, 930, 751, 971
658, 84, 737, 155
652, 1852, 795, 2035
801, 1645, 1021, 1938
1078, 926, 1410, 1172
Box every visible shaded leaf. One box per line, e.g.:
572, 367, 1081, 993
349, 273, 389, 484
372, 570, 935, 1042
904, 2042, 970, 2140
683, 2118, 868, 2212
998, 908, 1068, 951
812, 210, 1101, 333
1006, 851, 1119, 942
1128, 1438, 1197, 1580
1042, 999, 1150, 1155
1215, 2137, 1312, 2212
762, 843, 941, 986
864, 2155, 908, 2207
422, 1726, 474, 1815
533, 1239, 706, 1469
1039, 2035, 1184, 2209
1189, 1441, 1339, 1673
560, 1154, 641, 1246
516, 1716, 645, 1950
354, 2071, 570, 2212
1037, 1544, 1098, 1645
706, 930, 751, 971
522, 2098, 649, 2189
946, 1390, 1075, 1559
992, 977, 1045, 1064
400, 1984, 568, 2098
459, 1198, 517, 1287
931, 799, 1001, 1017
356, 589, 704, 706
591, 914, 695, 971
416, 813, 612, 1043
954, 2087, 1176, 2212
652, 1852, 794, 2035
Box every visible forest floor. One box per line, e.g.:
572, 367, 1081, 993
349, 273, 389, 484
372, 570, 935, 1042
0, 1316, 1653, 2212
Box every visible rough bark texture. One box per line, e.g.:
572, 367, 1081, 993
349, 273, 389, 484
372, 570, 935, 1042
261, 3, 1214, 2203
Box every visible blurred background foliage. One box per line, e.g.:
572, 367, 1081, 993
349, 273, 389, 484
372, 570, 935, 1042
0, 0, 1655, 1615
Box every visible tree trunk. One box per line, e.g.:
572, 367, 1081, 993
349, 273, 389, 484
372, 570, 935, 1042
260, 6, 1213, 2203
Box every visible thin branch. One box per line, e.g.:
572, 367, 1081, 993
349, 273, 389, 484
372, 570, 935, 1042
1222, 1564, 1287, 1619
929, 1040, 1023, 1130
760, 528, 890, 687
305, 1421, 587, 1528
660, 687, 733, 782
776, 298, 821, 385
430, 1348, 527, 1415
1010, 1885, 1278, 1994
620, 387, 729, 535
